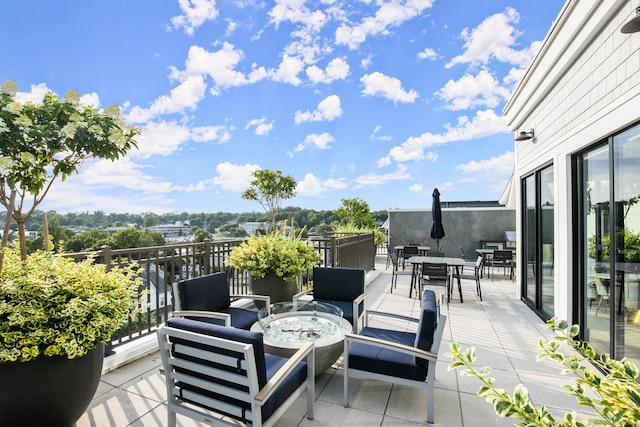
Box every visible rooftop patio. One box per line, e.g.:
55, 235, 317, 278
75, 255, 595, 426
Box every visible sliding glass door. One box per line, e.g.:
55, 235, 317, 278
521, 164, 554, 319
577, 123, 640, 365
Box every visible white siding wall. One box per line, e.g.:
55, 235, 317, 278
505, 0, 640, 320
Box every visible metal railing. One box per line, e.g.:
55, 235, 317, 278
61, 232, 375, 351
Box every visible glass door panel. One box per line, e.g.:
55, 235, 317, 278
612, 127, 640, 365
540, 167, 554, 317
581, 144, 610, 356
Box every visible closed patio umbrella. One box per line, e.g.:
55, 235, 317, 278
430, 188, 445, 250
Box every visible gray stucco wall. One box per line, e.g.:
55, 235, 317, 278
388, 208, 516, 256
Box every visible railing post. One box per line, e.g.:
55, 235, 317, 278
99, 245, 112, 270
204, 239, 212, 275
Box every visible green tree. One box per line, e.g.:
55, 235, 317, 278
109, 227, 143, 249
334, 198, 376, 228
0, 81, 139, 262
241, 169, 297, 228
65, 228, 111, 252
193, 228, 212, 243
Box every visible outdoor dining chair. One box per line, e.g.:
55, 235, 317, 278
489, 250, 514, 280
402, 245, 420, 269
157, 317, 315, 427
343, 290, 447, 424
458, 255, 483, 301
419, 262, 451, 303
173, 271, 270, 330
389, 251, 413, 294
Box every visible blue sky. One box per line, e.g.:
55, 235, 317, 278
1, 0, 562, 214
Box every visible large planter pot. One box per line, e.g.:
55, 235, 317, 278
250, 273, 298, 308
0, 342, 105, 427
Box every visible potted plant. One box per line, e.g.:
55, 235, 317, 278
0, 246, 144, 425
0, 81, 140, 426
228, 230, 321, 304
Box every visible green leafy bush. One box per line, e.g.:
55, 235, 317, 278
228, 231, 321, 282
448, 318, 640, 426
0, 247, 144, 362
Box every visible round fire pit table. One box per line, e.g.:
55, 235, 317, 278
250, 301, 352, 376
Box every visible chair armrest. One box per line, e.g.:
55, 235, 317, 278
363, 309, 420, 326
344, 333, 437, 362
353, 292, 366, 306
171, 310, 231, 327
293, 289, 313, 300
230, 294, 271, 306
254, 341, 315, 403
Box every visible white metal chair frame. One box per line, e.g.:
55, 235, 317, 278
157, 321, 315, 427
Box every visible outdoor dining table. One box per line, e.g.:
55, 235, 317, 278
407, 256, 466, 302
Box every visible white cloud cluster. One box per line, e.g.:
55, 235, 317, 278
386, 109, 507, 163
446, 7, 528, 68
436, 69, 511, 111
296, 173, 348, 196
294, 132, 335, 152
456, 150, 514, 175
361, 72, 418, 103
353, 164, 410, 188
171, 0, 219, 35
335, 0, 435, 49
294, 95, 343, 123
306, 57, 350, 83
245, 118, 274, 136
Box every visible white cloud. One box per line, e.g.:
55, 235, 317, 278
409, 183, 423, 192
456, 150, 514, 175
297, 173, 348, 196
14, 84, 100, 109
335, 0, 435, 49
388, 109, 508, 162
268, 0, 327, 32
446, 7, 538, 69
306, 57, 350, 83
271, 55, 305, 86
176, 44, 268, 94
417, 47, 437, 60
82, 157, 184, 193
371, 125, 392, 141
294, 94, 343, 123
191, 125, 233, 143
353, 164, 410, 188
436, 69, 511, 111
132, 120, 232, 159
171, 0, 219, 35
245, 117, 274, 135
361, 72, 418, 103
127, 75, 207, 122
294, 132, 335, 152
212, 162, 259, 191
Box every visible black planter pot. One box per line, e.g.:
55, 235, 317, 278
250, 273, 298, 308
0, 342, 104, 427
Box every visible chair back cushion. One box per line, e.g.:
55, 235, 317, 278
414, 290, 438, 365
177, 272, 230, 311
166, 316, 268, 388
312, 267, 364, 302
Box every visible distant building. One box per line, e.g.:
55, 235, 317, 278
239, 222, 272, 235
147, 222, 192, 239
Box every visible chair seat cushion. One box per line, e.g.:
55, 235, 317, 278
262, 354, 308, 422
348, 327, 428, 381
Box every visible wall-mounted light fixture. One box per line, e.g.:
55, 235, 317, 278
621, 7, 640, 33
515, 129, 534, 141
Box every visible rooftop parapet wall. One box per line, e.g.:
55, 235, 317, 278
388, 208, 516, 255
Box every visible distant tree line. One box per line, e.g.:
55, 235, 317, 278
0, 202, 388, 254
